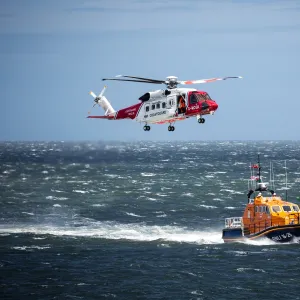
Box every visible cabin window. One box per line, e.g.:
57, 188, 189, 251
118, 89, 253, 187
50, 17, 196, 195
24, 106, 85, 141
272, 205, 281, 213
259, 206, 263, 213
292, 205, 300, 212
152, 104, 155, 110
156, 103, 160, 109
282, 205, 292, 212
266, 206, 270, 214
162, 102, 166, 108
146, 106, 149, 112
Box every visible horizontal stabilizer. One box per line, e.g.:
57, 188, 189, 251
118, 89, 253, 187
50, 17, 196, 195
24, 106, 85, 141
87, 115, 114, 119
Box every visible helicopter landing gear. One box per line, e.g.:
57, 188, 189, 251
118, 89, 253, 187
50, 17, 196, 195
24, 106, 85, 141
197, 115, 205, 124
168, 125, 175, 131
143, 125, 151, 131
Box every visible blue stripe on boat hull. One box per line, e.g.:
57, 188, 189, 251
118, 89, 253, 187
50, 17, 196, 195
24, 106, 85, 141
222, 224, 300, 243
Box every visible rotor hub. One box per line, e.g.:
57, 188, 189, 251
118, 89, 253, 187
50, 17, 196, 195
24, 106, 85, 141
166, 76, 178, 89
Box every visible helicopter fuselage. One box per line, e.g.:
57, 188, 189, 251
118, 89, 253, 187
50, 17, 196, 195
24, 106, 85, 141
113, 88, 218, 125
87, 73, 242, 131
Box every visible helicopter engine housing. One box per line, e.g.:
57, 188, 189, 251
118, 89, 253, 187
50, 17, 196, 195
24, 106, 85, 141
139, 90, 171, 102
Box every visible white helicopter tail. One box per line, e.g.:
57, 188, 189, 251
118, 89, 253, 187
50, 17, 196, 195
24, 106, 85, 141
89, 86, 116, 116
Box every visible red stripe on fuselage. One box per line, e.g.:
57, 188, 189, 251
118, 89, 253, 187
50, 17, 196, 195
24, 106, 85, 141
115, 103, 143, 120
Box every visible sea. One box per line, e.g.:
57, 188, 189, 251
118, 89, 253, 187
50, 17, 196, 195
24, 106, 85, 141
1, 140, 300, 300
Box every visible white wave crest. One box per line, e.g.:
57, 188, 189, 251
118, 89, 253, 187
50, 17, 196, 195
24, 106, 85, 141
141, 172, 156, 177
0, 223, 223, 244
124, 212, 144, 218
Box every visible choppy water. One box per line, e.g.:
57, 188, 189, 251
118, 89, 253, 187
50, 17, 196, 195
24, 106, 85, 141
1, 141, 300, 299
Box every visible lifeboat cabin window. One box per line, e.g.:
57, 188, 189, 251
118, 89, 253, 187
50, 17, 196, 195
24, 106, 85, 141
266, 206, 270, 214
292, 205, 300, 212
256, 206, 267, 213
272, 205, 281, 213
146, 106, 149, 112
282, 205, 292, 212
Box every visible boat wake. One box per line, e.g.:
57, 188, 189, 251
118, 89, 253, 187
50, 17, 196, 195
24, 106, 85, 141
0, 222, 223, 245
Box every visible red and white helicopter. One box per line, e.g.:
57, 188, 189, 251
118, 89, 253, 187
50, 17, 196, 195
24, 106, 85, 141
87, 75, 242, 131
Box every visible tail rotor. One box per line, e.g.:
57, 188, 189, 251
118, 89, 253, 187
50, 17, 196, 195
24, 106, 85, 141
88, 86, 107, 114
87, 85, 115, 116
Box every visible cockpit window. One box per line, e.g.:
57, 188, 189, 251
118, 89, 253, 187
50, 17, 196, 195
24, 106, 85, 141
292, 205, 300, 212
272, 205, 281, 213
189, 92, 212, 105
282, 205, 292, 212
190, 93, 198, 104
203, 93, 212, 100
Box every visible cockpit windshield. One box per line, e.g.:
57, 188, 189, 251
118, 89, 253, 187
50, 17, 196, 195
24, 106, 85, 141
189, 92, 212, 105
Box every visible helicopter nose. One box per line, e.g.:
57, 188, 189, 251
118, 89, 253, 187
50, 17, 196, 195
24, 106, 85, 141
211, 101, 218, 111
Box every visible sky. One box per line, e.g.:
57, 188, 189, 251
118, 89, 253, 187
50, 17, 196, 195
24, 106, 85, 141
1, 0, 300, 141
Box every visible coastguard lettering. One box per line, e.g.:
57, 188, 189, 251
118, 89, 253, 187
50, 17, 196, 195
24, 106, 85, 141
150, 111, 166, 117
125, 108, 137, 113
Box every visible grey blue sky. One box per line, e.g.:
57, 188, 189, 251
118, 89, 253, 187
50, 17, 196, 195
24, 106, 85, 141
1, 0, 300, 141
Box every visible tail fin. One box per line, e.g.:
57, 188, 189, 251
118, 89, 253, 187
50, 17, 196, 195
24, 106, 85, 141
89, 86, 115, 116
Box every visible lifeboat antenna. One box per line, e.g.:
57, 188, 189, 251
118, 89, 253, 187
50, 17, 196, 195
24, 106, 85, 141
285, 160, 288, 201
269, 161, 276, 192
255, 154, 268, 192
257, 154, 261, 183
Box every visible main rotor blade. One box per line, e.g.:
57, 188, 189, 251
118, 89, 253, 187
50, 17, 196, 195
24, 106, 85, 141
115, 75, 165, 84
102, 78, 163, 84
179, 76, 242, 85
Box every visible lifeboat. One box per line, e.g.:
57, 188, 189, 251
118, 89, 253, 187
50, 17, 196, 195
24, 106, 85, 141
222, 156, 300, 243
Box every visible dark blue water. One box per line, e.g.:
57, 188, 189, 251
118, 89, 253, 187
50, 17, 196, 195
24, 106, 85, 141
1, 141, 300, 299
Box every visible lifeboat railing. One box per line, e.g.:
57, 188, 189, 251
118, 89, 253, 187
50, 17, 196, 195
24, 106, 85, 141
225, 217, 243, 229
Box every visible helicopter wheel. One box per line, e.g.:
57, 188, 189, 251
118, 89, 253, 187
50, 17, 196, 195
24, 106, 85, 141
198, 118, 205, 124
168, 126, 175, 131
143, 125, 150, 131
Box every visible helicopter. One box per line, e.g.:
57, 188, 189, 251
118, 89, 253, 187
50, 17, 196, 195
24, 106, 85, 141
87, 74, 242, 131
